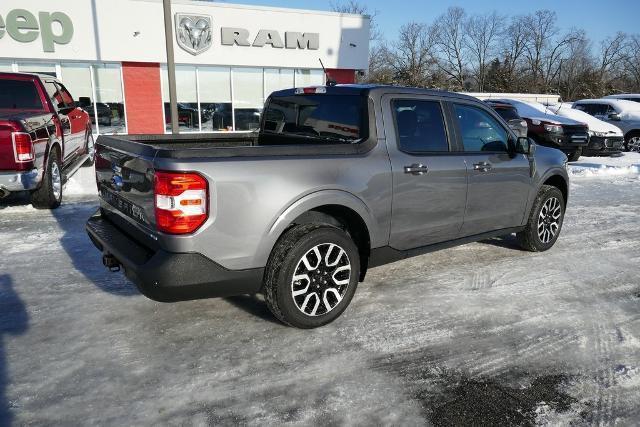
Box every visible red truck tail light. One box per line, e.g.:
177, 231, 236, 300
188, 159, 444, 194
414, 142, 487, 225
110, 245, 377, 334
154, 171, 208, 234
12, 132, 35, 163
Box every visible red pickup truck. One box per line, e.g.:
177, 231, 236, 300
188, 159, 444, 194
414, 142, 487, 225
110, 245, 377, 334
0, 72, 94, 208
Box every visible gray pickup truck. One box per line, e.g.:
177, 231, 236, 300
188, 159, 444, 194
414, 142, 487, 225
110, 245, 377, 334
86, 85, 569, 328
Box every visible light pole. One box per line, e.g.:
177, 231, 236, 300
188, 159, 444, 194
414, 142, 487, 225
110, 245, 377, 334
163, 0, 179, 134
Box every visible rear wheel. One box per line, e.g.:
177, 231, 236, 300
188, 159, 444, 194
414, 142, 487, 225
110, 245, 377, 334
31, 148, 62, 209
516, 185, 565, 252
263, 224, 360, 328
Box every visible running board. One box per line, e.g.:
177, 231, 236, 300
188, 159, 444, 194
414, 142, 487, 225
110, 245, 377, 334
62, 154, 89, 183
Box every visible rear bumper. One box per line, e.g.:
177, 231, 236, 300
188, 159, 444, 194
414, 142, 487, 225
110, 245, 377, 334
0, 169, 41, 193
85, 209, 264, 302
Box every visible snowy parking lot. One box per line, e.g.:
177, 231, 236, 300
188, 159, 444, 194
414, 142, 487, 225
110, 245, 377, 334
1, 154, 639, 425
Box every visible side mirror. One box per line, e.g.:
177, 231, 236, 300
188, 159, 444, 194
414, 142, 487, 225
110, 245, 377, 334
516, 136, 535, 155
608, 113, 621, 121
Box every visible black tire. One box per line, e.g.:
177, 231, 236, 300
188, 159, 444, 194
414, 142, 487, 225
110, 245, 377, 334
516, 185, 565, 252
84, 131, 95, 166
567, 148, 582, 162
263, 223, 360, 329
31, 147, 62, 209
625, 131, 640, 152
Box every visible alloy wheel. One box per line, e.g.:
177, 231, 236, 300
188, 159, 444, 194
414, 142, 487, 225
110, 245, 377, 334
628, 136, 640, 152
51, 161, 62, 201
87, 133, 96, 162
291, 243, 351, 316
537, 196, 562, 244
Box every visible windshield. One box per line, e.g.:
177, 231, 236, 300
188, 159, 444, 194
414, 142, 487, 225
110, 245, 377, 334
493, 106, 520, 121
0, 79, 45, 111
262, 94, 366, 143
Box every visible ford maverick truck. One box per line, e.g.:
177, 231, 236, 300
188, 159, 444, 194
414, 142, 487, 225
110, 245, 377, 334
86, 85, 569, 328
0, 72, 94, 208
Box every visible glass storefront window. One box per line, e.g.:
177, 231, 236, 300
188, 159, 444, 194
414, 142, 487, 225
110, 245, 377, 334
232, 68, 263, 131
0, 62, 13, 72
93, 64, 126, 134
265, 68, 294, 99
295, 69, 324, 87
162, 66, 199, 132
60, 64, 97, 133
199, 67, 232, 131
17, 62, 57, 77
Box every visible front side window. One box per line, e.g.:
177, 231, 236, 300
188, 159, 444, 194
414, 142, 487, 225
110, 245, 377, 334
453, 104, 509, 153
44, 81, 65, 109
392, 99, 449, 153
55, 83, 75, 107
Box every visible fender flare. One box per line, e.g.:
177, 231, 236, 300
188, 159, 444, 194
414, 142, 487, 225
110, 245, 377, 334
253, 189, 381, 267
523, 167, 569, 222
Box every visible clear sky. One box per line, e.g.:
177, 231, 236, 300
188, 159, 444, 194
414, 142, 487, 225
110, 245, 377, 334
223, 0, 640, 45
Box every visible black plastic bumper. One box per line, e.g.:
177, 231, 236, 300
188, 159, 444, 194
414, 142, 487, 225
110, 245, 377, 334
85, 209, 264, 302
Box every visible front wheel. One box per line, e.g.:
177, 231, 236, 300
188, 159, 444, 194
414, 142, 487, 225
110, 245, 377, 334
567, 148, 582, 162
84, 131, 95, 166
516, 185, 565, 252
263, 224, 360, 328
626, 132, 640, 152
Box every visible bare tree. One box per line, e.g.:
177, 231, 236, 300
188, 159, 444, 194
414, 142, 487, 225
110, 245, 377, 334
622, 35, 640, 89
388, 22, 438, 87
465, 11, 503, 92
500, 15, 529, 91
434, 7, 468, 90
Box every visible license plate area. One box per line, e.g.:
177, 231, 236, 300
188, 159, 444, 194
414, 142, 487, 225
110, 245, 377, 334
99, 185, 149, 225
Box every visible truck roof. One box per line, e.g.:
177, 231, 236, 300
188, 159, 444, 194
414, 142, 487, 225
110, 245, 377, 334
0, 71, 59, 82
270, 84, 481, 103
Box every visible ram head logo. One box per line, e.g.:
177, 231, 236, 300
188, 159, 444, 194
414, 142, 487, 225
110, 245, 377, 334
175, 14, 212, 55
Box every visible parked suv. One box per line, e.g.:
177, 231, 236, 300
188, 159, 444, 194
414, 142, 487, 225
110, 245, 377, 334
573, 99, 640, 152
487, 98, 589, 161
86, 85, 569, 328
0, 72, 94, 208
604, 94, 640, 103
484, 100, 528, 138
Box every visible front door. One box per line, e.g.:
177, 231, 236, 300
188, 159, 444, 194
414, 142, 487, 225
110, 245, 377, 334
450, 102, 532, 235
384, 96, 468, 251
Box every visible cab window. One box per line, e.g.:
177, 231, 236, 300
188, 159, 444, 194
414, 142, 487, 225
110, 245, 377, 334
453, 104, 509, 153
392, 99, 449, 153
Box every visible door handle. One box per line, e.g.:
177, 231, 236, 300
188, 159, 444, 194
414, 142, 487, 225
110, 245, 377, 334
404, 164, 429, 175
473, 161, 492, 172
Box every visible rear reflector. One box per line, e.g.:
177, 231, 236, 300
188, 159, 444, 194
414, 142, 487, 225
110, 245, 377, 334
12, 132, 34, 163
154, 171, 208, 234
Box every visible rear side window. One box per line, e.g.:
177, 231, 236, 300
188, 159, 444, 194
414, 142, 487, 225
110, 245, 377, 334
0, 79, 45, 110
453, 104, 509, 153
575, 103, 608, 116
392, 99, 449, 153
262, 94, 365, 143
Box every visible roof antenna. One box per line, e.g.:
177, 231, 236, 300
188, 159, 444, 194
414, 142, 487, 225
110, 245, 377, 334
319, 59, 337, 87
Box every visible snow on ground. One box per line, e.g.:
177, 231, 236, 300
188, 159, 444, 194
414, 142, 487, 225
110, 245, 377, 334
569, 152, 640, 179
1, 159, 640, 425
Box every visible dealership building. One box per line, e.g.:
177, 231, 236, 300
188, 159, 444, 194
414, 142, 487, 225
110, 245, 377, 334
0, 0, 369, 134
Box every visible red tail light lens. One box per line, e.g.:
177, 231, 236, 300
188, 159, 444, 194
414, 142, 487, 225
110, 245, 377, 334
154, 171, 208, 234
12, 132, 34, 163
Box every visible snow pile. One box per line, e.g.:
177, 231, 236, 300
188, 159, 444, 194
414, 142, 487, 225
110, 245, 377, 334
64, 165, 98, 196
568, 153, 640, 179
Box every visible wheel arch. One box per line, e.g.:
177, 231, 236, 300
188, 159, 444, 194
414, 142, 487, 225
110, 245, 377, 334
542, 174, 568, 204
257, 190, 379, 281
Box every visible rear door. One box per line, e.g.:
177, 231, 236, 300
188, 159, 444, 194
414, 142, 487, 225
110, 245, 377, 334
42, 80, 83, 160
449, 102, 532, 235
384, 95, 468, 250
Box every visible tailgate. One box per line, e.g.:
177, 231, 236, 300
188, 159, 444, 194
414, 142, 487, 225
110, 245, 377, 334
95, 141, 156, 231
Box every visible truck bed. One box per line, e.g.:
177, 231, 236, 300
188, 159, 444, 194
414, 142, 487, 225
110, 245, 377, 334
97, 132, 376, 159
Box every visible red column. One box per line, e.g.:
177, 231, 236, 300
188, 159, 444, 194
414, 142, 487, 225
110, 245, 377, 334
326, 68, 356, 84
122, 62, 164, 134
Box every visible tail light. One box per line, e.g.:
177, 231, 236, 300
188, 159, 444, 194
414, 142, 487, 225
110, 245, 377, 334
154, 171, 208, 234
12, 132, 35, 163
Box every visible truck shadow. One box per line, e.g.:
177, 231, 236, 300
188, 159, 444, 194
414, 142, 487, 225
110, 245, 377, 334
50, 194, 139, 297
479, 234, 527, 251
223, 295, 282, 325
0, 274, 29, 426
